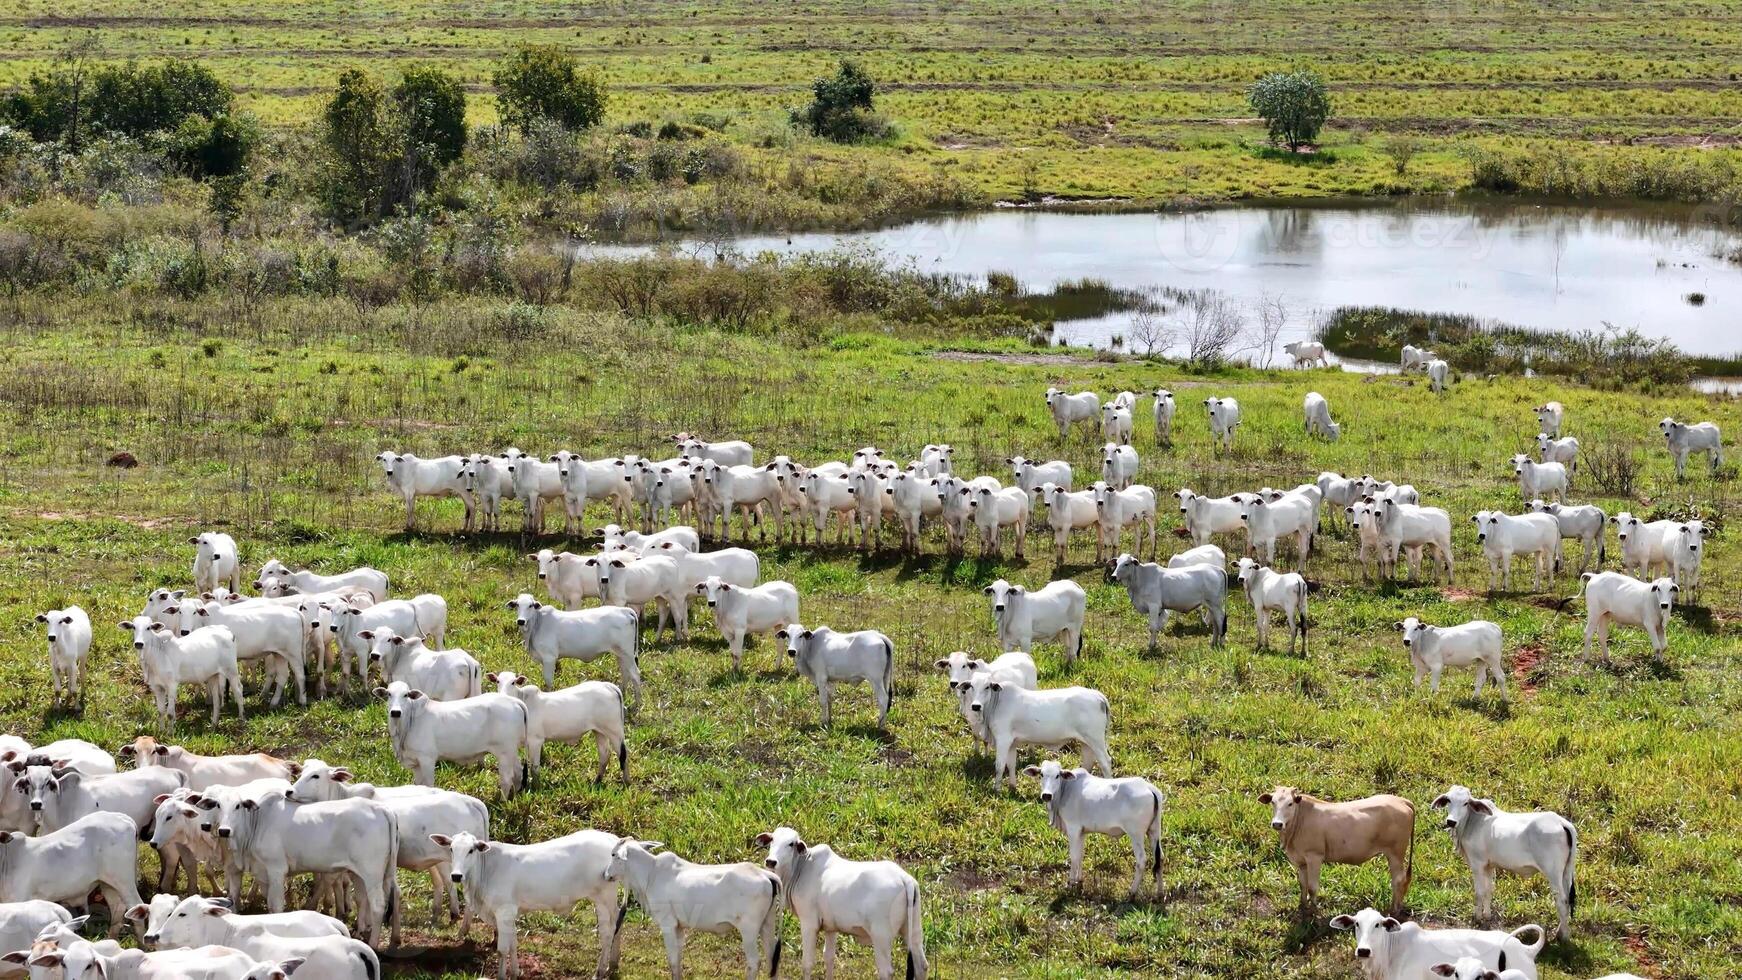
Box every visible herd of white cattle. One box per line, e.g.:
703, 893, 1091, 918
9, 372, 1717, 979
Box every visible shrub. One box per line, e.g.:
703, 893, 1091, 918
793, 60, 891, 144
493, 45, 608, 134
1248, 70, 1332, 151
393, 65, 468, 166
89, 59, 233, 138
164, 111, 258, 179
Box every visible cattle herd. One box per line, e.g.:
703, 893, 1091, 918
7, 362, 1724, 979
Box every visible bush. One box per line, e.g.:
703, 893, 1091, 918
1248, 70, 1332, 151
164, 112, 258, 179
793, 60, 891, 144
90, 60, 233, 138
493, 45, 608, 134
393, 65, 468, 166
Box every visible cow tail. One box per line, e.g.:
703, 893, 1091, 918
1074, 616, 1086, 661
762, 875, 784, 978
514, 697, 532, 790
468, 660, 483, 699
1510, 923, 1546, 957
883, 636, 895, 716
381, 811, 401, 934
1149, 788, 1164, 890
1563, 821, 1578, 916
1295, 577, 1309, 648
903, 877, 925, 980
617, 684, 630, 780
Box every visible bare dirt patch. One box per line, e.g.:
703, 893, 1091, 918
1442, 587, 1480, 602
933, 350, 1081, 366
1512, 644, 1548, 697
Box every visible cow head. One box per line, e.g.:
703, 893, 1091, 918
1328, 907, 1401, 961
430, 831, 491, 885
1257, 785, 1303, 833
1429, 784, 1493, 831
755, 825, 808, 874
1021, 758, 1075, 803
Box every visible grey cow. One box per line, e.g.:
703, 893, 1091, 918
1109, 553, 1227, 649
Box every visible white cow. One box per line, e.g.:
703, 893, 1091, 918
1473, 510, 1561, 591
697, 577, 798, 671
1579, 571, 1676, 660
1427, 358, 1450, 393
0, 739, 113, 775
1659, 416, 1723, 479
0, 812, 143, 937
365, 628, 482, 702
433, 829, 624, 980
500, 451, 566, 534
1533, 401, 1565, 439
288, 760, 487, 939
1349, 476, 1419, 506
1008, 456, 1073, 495
912, 445, 953, 478
1667, 519, 1712, 595
1400, 344, 1433, 371
506, 593, 641, 701
1232, 558, 1307, 654
547, 452, 631, 534
1203, 396, 1241, 450
1536, 433, 1579, 470
1092, 482, 1157, 561
1302, 391, 1340, 440
1433, 784, 1578, 941
1109, 553, 1228, 649
966, 675, 1112, 790
1510, 454, 1568, 503
693, 459, 780, 542
142, 791, 225, 893
459, 453, 516, 532
968, 484, 1030, 558
600, 524, 702, 556
489, 671, 626, 786
934, 475, 1000, 556
1167, 544, 1226, 568
121, 737, 295, 792
757, 826, 927, 980
172, 598, 307, 708
780, 624, 895, 728
0, 900, 70, 961
1151, 389, 1176, 445
985, 578, 1086, 662
1396, 617, 1506, 697
1237, 492, 1315, 565
885, 471, 943, 555
1044, 387, 1102, 440
1611, 511, 1676, 579
799, 469, 858, 545
380, 682, 529, 798
1315, 472, 1360, 528
676, 436, 754, 467
653, 542, 760, 603
254, 561, 389, 604
376, 451, 470, 532
593, 553, 688, 642
1360, 498, 1454, 584
605, 838, 784, 980
1022, 759, 1164, 897
1101, 402, 1133, 444
1099, 442, 1139, 490
154, 899, 379, 980
17, 764, 185, 835
1525, 500, 1606, 575
330, 594, 449, 679
934, 650, 1039, 698
1038, 483, 1100, 563
119, 618, 244, 729
1175, 487, 1248, 547
631, 457, 697, 533
22, 940, 262, 979
1284, 340, 1328, 368
190, 532, 242, 595
36, 605, 90, 706
531, 549, 603, 608
1330, 907, 1544, 980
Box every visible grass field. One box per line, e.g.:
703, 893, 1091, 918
7, 0, 1742, 203
2, 296, 1740, 977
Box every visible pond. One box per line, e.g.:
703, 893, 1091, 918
590, 198, 1742, 360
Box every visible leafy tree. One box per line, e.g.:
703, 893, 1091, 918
394, 65, 467, 165
165, 111, 258, 179
2, 36, 103, 147
321, 68, 395, 225
493, 45, 608, 134
1248, 70, 1332, 151
793, 60, 888, 143
89, 59, 232, 137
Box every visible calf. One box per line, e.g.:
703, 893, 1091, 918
0, 739, 113, 775
968, 484, 1030, 558
601, 522, 701, 556
22, 764, 187, 834
1667, 519, 1711, 595
255, 560, 389, 604
605, 838, 783, 980
366, 628, 482, 702
1659, 416, 1723, 479
1350, 476, 1419, 506
507, 593, 642, 701
1330, 907, 1544, 980
799, 468, 858, 545
1473, 509, 1561, 591
121, 737, 295, 792
1535, 433, 1579, 470
780, 624, 895, 728
593, 554, 688, 642
1101, 402, 1134, 444
23, 940, 263, 979
1302, 391, 1340, 440
1039, 483, 1100, 563
0, 900, 70, 962
1533, 401, 1565, 439
935, 475, 1000, 555
459, 453, 516, 532
119, 618, 244, 729
500, 451, 566, 534
1175, 487, 1248, 547
154, 898, 379, 980
885, 471, 943, 555
697, 576, 798, 671
1362, 498, 1454, 584
0, 812, 143, 937
1238, 492, 1314, 566
36, 605, 90, 706
934, 650, 1039, 697
1151, 388, 1175, 445
490, 671, 627, 785
1315, 472, 1360, 528
1168, 544, 1226, 568
143, 790, 224, 893
1023, 760, 1163, 898
288, 760, 488, 938
1008, 456, 1072, 495
380, 682, 530, 798
1396, 617, 1506, 697
910, 444, 953, 478
1510, 454, 1568, 503
693, 459, 780, 542
1612, 511, 1676, 579
376, 451, 470, 532
653, 541, 759, 601
171, 598, 307, 708
1284, 339, 1328, 368
1203, 396, 1240, 450
1579, 571, 1676, 660
676, 436, 754, 467
331, 594, 449, 680
1428, 358, 1450, 393
1044, 387, 1101, 440
1525, 500, 1606, 575
433, 829, 624, 980
131, 891, 350, 948
1433, 785, 1577, 941
1232, 559, 1307, 654
531, 549, 603, 608
1109, 553, 1227, 649
985, 578, 1087, 662
757, 826, 927, 980
1260, 788, 1412, 916
967, 676, 1112, 789
631, 457, 697, 533
191, 532, 242, 595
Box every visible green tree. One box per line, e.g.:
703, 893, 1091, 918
393, 65, 467, 165
165, 111, 258, 179
792, 60, 887, 143
2, 35, 103, 148
493, 45, 608, 134
320, 68, 395, 225
88, 59, 232, 137
1248, 70, 1332, 151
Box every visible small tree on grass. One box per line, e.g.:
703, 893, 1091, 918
493, 45, 608, 134
1248, 70, 1331, 152
793, 60, 889, 143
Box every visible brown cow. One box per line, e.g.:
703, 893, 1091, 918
1258, 786, 1414, 917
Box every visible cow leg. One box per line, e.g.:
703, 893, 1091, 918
817, 681, 832, 728
1429, 664, 1444, 694
1065, 830, 1086, 888
495, 908, 519, 980
1472, 663, 1487, 697
1385, 850, 1410, 917
1472, 865, 1495, 925
1301, 859, 1323, 912
800, 919, 819, 980
822, 931, 839, 980
660, 924, 687, 980
1127, 827, 1148, 897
